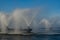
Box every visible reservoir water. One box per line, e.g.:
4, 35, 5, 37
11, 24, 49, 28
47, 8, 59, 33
0, 34, 60, 40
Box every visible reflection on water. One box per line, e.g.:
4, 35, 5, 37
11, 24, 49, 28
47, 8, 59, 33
0, 35, 32, 40
0, 34, 60, 40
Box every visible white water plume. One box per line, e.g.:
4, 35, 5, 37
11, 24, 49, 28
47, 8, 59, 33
39, 19, 51, 33
0, 8, 60, 33
9, 8, 40, 33
0, 13, 9, 33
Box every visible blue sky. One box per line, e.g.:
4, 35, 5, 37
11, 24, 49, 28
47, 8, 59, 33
0, 0, 60, 18
0, 0, 47, 12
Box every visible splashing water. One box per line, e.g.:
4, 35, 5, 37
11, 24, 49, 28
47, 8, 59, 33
0, 13, 9, 33
0, 8, 60, 34
11, 9, 39, 33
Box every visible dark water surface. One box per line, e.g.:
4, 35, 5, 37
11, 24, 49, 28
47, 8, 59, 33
0, 34, 60, 40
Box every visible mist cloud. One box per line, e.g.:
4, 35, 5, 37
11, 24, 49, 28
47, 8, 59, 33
0, 8, 60, 33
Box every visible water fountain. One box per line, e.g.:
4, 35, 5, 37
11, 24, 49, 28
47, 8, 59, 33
39, 19, 51, 33
0, 13, 8, 33
11, 9, 39, 34
0, 8, 56, 34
